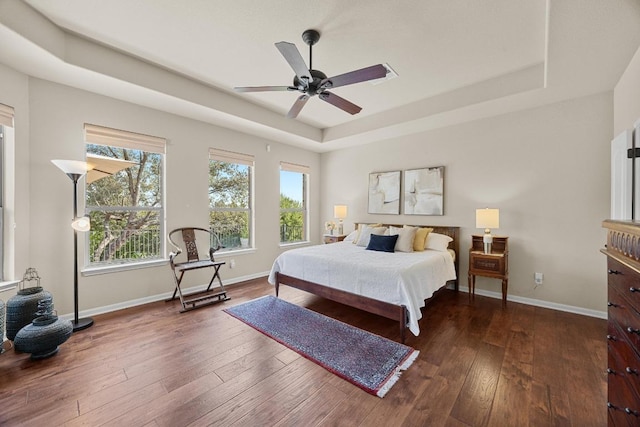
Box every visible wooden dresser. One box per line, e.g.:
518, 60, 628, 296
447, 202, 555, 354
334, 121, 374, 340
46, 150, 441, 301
603, 220, 640, 424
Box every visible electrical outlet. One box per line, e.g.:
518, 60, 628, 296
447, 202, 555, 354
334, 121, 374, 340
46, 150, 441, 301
229, 259, 236, 269
534, 272, 543, 285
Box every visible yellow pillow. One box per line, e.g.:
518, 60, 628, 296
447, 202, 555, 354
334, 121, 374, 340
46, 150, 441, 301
353, 223, 383, 244
412, 227, 433, 251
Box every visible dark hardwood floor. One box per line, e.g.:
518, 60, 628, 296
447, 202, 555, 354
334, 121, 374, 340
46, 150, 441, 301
0, 277, 607, 426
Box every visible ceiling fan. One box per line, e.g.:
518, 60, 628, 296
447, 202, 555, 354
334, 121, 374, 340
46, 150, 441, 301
234, 29, 387, 119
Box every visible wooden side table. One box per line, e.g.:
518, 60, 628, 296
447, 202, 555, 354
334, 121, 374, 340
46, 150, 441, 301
323, 234, 346, 244
468, 235, 509, 304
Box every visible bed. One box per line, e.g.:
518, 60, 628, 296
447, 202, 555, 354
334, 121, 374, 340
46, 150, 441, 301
268, 224, 459, 343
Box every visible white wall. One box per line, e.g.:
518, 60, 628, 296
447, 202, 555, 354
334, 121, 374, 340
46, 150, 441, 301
614, 45, 640, 135
0, 63, 30, 287
321, 92, 612, 312
9, 76, 320, 316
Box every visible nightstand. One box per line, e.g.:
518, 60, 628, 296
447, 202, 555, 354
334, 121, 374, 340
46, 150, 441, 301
468, 235, 509, 304
323, 234, 346, 244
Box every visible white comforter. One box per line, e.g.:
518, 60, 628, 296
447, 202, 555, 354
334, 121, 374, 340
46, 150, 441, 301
267, 242, 457, 336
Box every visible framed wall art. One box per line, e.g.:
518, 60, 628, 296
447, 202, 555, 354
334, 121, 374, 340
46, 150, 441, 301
368, 171, 401, 214
403, 166, 444, 215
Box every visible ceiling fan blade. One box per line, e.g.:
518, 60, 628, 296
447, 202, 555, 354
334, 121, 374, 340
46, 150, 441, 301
275, 41, 311, 86
319, 91, 362, 115
320, 64, 387, 90
286, 94, 310, 119
234, 86, 293, 92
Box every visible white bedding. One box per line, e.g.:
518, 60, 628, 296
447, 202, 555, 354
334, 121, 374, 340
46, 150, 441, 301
267, 242, 457, 336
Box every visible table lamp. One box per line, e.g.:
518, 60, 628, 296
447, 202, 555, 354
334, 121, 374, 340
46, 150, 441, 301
476, 208, 499, 254
334, 205, 348, 235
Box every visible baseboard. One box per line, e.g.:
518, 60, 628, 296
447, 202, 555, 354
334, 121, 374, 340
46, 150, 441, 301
457, 285, 607, 320
59, 274, 607, 322
58, 271, 271, 322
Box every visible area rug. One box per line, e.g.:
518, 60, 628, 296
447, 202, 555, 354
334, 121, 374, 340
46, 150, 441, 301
223, 295, 419, 397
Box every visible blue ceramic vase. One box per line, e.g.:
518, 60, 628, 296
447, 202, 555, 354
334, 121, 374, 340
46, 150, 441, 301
14, 314, 73, 359
5, 287, 52, 341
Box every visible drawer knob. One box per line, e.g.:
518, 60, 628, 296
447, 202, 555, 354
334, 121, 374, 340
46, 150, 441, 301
607, 334, 618, 341
609, 269, 622, 275
627, 326, 640, 335
625, 407, 639, 416
608, 402, 617, 409
630, 287, 640, 293
626, 367, 639, 375
608, 301, 620, 307
607, 368, 616, 374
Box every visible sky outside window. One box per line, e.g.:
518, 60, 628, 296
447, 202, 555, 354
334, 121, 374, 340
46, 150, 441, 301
280, 170, 303, 202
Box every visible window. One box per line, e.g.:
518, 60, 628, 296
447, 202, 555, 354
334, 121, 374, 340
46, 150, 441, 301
209, 148, 254, 251
0, 127, 4, 280
280, 161, 309, 244
0, 103, 15, 281
84, 124, 166, 267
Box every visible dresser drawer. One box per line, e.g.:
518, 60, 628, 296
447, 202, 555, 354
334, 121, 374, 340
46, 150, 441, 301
469, 253, 505, 275
609, 322, 640, 399
609, 295, 640, 355
608, 258, 640, 314
608, 369, 640, 425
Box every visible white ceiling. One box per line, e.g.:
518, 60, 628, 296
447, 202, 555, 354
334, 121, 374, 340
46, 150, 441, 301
1, 0, 640, 152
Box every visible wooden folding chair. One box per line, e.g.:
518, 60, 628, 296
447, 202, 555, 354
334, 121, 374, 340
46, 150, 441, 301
166, 227, 230, 312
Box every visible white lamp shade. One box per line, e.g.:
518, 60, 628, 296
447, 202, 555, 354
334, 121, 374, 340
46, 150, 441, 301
85, 154, 136, 183
333, 205, 348, 219
71, 216, 91, 232
52, 159, 90, 176
476, 208, 500, 230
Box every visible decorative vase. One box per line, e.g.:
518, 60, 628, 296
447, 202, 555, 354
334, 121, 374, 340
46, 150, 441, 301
5, 268, 51, 341
6, 287, 53, 341
13, 297, 72, 359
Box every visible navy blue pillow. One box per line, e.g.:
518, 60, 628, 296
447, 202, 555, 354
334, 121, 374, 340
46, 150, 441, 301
366, 234, 398, 253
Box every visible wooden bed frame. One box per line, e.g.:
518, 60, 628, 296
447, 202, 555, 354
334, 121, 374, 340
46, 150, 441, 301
274, 224, 460, 343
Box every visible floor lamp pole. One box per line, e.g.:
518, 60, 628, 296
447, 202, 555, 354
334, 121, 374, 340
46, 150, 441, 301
71, 174, 93, 332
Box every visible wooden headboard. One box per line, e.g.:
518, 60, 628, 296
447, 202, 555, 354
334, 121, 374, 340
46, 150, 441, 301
354, 223, 460, 285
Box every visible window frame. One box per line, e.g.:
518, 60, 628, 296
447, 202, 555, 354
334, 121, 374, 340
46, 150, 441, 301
208, 148, 255, 253
83, 124, 166, 274
279, 161, 309, 245
0, 103, 15, 285
0, 125, 4, 280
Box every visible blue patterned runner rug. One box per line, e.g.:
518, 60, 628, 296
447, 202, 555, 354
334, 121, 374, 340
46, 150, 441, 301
223, 295, 419, 397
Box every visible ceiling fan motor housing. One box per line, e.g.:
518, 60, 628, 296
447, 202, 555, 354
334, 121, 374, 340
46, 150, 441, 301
293, 69, 328, 95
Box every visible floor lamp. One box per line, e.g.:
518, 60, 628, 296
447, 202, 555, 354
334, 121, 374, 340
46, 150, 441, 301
52, 159, 94, 332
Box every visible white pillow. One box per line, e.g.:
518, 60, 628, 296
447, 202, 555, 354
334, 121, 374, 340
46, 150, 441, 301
388, 225, 417, 252
352, 223, 382, 244
343, 230, 358, 242
425, 232, 453, 251
356, 226, 388, 247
